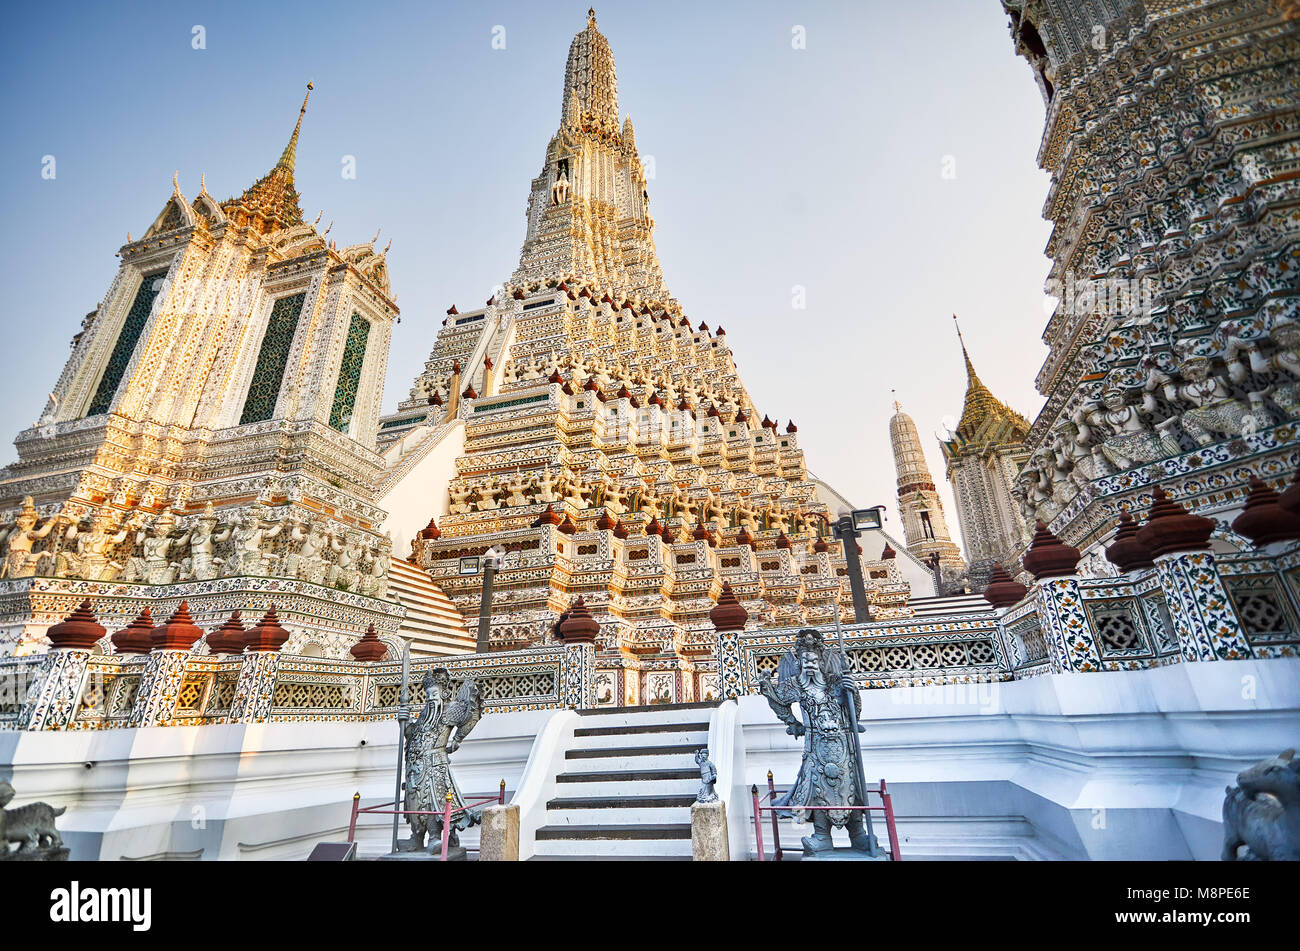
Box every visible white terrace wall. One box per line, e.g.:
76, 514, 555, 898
0, 710, 556, 860
717, 656, 1300, 861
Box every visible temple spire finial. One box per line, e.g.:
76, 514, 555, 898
588, 6, 597, 29
953, 313, 978, 382
277, 81, 313, 176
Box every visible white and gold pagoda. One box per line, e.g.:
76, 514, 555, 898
0, 85, 421, 656
888, 399, 966, 592
388, 10, 910, 704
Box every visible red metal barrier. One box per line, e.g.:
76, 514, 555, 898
751, 776, 901, 862
346, 782, 506, 860
766, 771, 783, 862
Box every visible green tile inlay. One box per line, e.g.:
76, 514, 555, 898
87, 272, 166, 416
329, 313, 370, 432
240, 292, 307, 425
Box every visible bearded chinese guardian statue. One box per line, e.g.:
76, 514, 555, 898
400, 669, 484, 857
759, 629, 881, 857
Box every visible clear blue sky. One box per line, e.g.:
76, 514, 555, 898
0, 0, 1052, 553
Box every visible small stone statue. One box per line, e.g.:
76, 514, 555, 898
759, 628, 880, 857
0, 781, 67, 861
695, 748, 718, 804
400, 670, 485, 857
1222, 748, 1300, 861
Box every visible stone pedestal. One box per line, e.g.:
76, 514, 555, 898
128, 649, 192, 727
799, 847, 890, 862
17, 649, 92, 730
561, 641, 596, 709
691, 799, 729, 861
378, 846, 468, 861
1033, 576, 1103, 673
1155, 550, 1253, 662
227, 651, 282, 723
0, 846, 69, 862
479, 804, 519, 861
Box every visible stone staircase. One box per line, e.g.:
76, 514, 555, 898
386, 558, 475, 656
907, 592, 993, 618
530, 703, 716, 860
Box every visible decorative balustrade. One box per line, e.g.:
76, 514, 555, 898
6, 639, 576, 731
7, 535, 1299, 728
0, 657, 40, 724
733, 614, 1010, 694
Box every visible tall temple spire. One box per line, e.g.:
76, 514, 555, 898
277, 81, 313, 177
954, 313, 979, 384
513, 11, 666, 298
222, 83, 312, 234
562, 8, 619, 128
950, 313, 1026, 442
889, 398, 966, 589
939, 314, 1032, 591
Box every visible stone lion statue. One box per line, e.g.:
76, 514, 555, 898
1222, 749, 1300, 861
0, 780, 66, 859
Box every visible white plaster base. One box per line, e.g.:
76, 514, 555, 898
0, 709, 558, 860
726, 658, 1300, 860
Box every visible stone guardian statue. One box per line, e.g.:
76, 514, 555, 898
400, 670, 485, 857
758, 628, 880, 857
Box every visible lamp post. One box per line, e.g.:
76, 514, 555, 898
391, 637, 411, 855
831, 507, 886, 624
468, 546, 505, 654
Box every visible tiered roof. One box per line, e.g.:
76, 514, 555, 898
942, 315, 1031, 456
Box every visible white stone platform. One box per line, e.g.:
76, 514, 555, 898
1, 658, 1295, 860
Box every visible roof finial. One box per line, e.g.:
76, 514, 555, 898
588, 7, 597, 29
953, 313, 978, 381
891, 387, 900, 413
277, 81, 313, 175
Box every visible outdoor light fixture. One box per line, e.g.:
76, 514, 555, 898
851, 507, 885, 533
458, 556, 481, 576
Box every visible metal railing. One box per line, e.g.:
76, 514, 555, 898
346, 780, 507, 861
750, 771, 900, 862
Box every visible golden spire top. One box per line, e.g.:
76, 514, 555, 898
222, 83, 311, 233
953, 313, 979, 385
947, 313, 1030, 447
277, 81, 313, 176
563, 8, 618, 127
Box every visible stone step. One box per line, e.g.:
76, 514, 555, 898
536, 823, 692, 841
550, 781, 700, 799
527, 854, 691, 861
566, 744, 700, 760
546, 793, 695, 824
543, 805, 690, 825
571, 705, 717, 729
571, 729, 708, 751
559, 752, 699, 772
531, 840, 694, 857
533, 834, 694, 857
573, 721, 711, 738
578, 701, 717, 717
556, 767, 699, 783
548, 794, 697, 810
